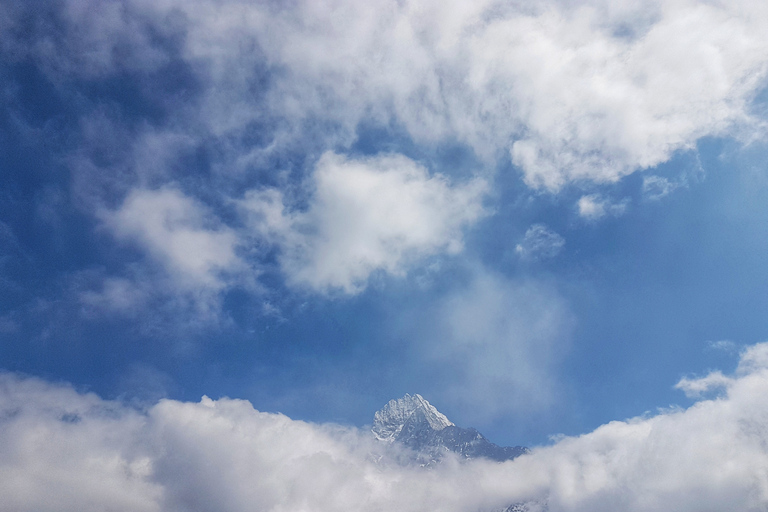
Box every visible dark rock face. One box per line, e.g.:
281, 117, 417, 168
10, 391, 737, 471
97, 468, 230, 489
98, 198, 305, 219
427, 425, 528, 462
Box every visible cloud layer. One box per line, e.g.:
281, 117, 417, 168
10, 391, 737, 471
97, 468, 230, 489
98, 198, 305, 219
4, 343, 768, 512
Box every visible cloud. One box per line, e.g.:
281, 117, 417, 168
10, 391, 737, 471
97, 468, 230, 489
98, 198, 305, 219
242, 152, 488, 294
706, 339, 739, 353
736, 342, 768, 374
5, 342, 768, 511
425, 272, 573, 419
79, 277, 149, 315
171, 0, 768, 190
577, 194, 629, 220
104, 187, 243, 290
11, 0, 768, 194
88, 187, 260, 324
515, 224, 565, 260
522, 345, 768, 511
642, 175, 683, 201
675, 370, 731, 398
4, 0, 768, 311
0, 373, 520, 512
0, 375, 162, 512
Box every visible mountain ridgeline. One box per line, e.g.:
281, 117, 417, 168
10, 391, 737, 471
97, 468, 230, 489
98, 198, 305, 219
372, 393, 528, 464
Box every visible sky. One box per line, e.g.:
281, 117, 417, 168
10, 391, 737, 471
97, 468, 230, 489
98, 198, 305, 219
3, 0, 768, 510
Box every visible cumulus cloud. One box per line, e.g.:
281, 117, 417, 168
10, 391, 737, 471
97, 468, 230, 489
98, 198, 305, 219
515, 224, 565, 260
242, 152, 488, 294
5, 342, 768, 511
523, 345, 768, 511
0, 375, 162, 512
104, 188, 243, 290
577, 194, 629, 220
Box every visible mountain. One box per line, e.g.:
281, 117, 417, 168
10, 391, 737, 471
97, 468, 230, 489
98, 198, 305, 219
372, 393, 528, 464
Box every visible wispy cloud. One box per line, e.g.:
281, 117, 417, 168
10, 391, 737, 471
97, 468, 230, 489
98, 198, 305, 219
79, 276, 149, 315
515, 224, 565, 261
577, 194, 629, 220
642, 175, 684, 201
176, 0, 768, 190
706, 339, 739, 353
424, 271, 573, 420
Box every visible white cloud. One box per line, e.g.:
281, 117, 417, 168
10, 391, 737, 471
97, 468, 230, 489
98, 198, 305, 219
242, 152, 488, 294
5, 342, 768, 511
577, 194, 629, 220
104, 188, 243, 290
7, 0, 768, 309
736, 342, 768, 374
515, 224, 565, 260
0, 374, 522, 512
74, 265, 241, 331
17, 0, 767, 194
162, 0, 768, 190
675, 370, 731, 398
0, 375, 162, 512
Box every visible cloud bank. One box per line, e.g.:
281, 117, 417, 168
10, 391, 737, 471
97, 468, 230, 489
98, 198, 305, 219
4, 342, 768, 512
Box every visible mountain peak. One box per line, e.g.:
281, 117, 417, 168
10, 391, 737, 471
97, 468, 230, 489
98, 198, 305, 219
372, 393, 529, 465
372, 393, 454, 442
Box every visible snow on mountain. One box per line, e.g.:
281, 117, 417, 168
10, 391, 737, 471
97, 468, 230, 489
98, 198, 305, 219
372, 394, 528, 464
372, 393, 453, 442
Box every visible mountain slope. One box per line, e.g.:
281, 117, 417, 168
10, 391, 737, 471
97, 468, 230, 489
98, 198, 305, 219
372, 393, 528, 463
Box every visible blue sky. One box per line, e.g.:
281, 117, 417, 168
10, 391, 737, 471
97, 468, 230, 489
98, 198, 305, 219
3, 1, 768, 509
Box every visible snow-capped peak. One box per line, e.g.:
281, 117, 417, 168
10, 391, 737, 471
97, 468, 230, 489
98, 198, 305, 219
372, 393, 454, 442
